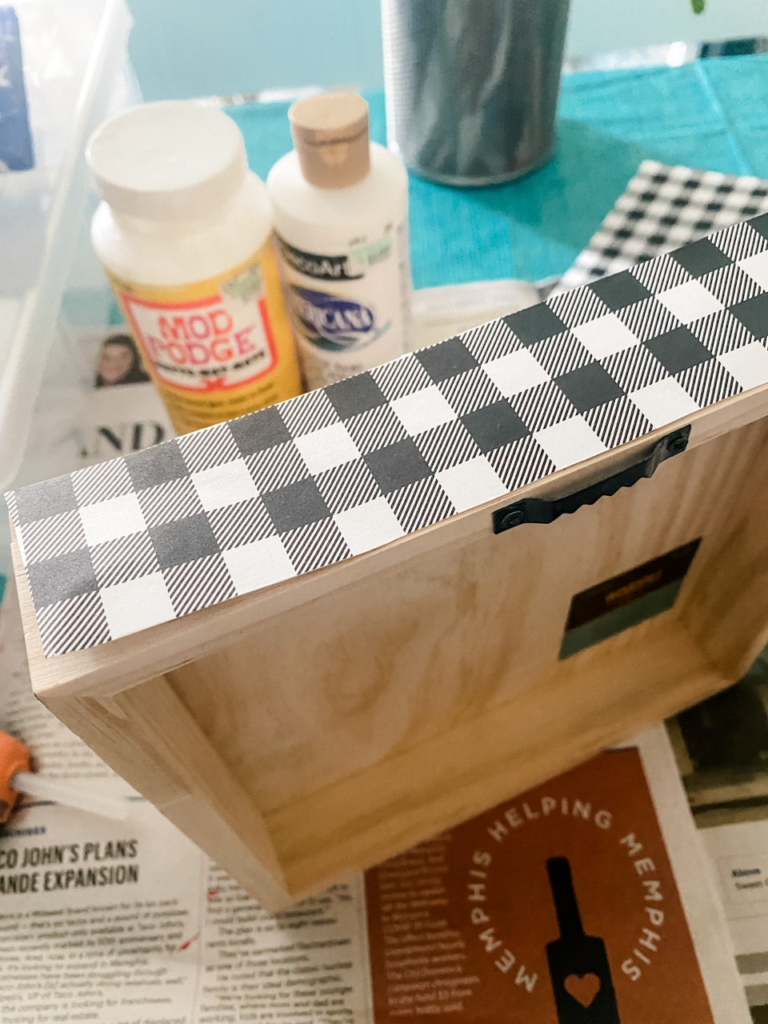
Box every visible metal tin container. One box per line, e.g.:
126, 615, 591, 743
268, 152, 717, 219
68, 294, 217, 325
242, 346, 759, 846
382, 0, 570, 186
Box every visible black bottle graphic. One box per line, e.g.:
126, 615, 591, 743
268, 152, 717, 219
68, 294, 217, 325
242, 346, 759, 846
545, 857, 621, 1023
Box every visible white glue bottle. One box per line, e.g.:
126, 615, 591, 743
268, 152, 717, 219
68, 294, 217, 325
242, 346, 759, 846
267, 92, 411, 389
88, 102, 303, 434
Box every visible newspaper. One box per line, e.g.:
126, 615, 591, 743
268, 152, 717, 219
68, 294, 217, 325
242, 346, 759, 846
668, 655, 768, 1022
0, 323, 753, 1023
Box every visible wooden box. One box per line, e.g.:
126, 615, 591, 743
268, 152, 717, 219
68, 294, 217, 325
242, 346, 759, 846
9, 216, 768, 910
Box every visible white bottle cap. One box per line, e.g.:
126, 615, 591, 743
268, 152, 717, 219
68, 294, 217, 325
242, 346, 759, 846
87, 101, 249, 220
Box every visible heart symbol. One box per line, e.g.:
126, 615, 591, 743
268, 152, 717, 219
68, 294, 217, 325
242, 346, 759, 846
564, 973, 601, 1008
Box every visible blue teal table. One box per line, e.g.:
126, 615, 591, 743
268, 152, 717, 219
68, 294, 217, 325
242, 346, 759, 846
228, 54, 768, 290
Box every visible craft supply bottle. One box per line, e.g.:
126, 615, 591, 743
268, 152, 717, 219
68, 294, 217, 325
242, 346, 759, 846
267, 92, 411, 388
88, 101, 302, 434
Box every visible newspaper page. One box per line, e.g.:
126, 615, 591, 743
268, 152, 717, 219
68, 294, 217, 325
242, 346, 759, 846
668, 651, 768, 1023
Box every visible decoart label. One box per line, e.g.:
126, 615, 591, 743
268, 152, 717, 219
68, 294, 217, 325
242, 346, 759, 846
278, 237, 364, 281
276, 226, 408, 389
289, 285, 377, 351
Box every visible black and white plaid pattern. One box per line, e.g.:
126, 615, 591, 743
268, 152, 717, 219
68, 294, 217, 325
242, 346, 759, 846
9, 213, 768, 657
555, 160, 768, 294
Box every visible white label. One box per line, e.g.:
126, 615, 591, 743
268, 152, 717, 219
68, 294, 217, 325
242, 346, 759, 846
277, 223, 410, 388
716, 853, 768, 905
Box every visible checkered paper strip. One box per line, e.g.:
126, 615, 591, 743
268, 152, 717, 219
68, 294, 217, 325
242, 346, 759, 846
9, 213, 768, 657
554, 160, 768, 294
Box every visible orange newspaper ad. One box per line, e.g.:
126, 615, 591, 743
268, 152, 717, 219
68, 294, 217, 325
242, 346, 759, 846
365, 747, 721, 1024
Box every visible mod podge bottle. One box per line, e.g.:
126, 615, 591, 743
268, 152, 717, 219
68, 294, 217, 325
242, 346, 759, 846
267, 92, 411, 388
88, 101, 302, 433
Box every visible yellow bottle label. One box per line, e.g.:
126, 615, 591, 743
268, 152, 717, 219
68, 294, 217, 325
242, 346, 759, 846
108, 238, 302, 434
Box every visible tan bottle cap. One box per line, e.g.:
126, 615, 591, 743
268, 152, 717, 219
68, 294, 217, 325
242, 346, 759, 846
289, 92, 370, 189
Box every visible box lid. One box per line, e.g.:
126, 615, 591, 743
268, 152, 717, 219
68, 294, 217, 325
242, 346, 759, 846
8, 213, 768, 658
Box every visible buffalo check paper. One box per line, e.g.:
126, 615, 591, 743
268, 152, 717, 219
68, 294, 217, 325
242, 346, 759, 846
9, 214, 768, 656
555, 160, 768, 293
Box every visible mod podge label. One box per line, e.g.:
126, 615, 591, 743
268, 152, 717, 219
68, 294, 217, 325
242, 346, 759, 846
277, 224, 410, 389
365, 749, 714, 1024
110, 239, 302, 433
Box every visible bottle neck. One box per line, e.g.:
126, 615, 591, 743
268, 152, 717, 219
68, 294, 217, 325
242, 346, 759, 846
547, 858, 585, 938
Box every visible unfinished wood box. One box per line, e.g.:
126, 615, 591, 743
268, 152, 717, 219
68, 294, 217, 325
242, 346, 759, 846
10, 216, 768, 910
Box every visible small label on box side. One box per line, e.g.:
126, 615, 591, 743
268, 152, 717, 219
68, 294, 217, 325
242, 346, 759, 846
560, 539, 701, 659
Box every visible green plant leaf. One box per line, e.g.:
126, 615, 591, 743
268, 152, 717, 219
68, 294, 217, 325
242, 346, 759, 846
691, 0, 705, 12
